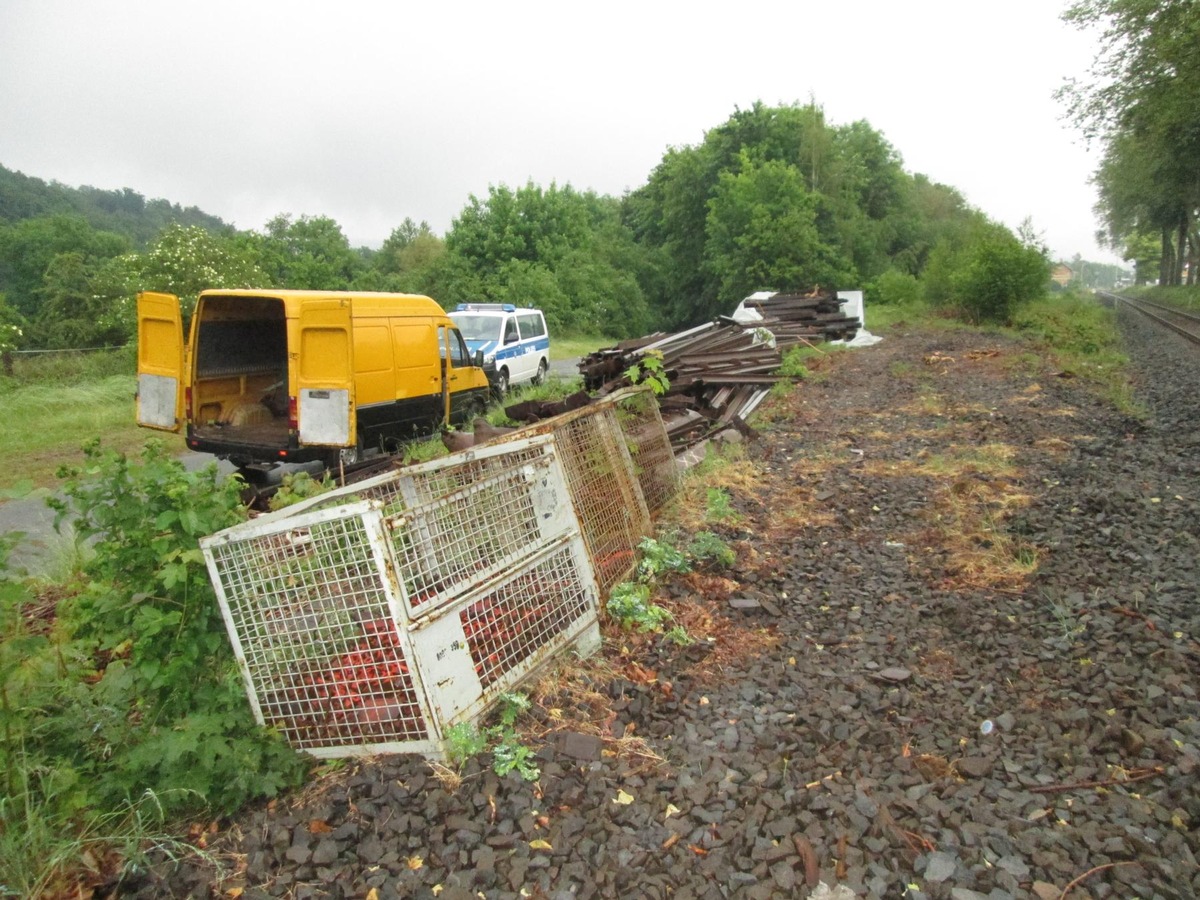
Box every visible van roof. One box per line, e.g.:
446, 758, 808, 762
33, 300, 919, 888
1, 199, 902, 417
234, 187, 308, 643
198, 289, 446, 316
200, 289, 436, 302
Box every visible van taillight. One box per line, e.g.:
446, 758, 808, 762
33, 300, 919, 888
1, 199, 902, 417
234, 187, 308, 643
185, 387, 193, 419
288, 397, 297, 431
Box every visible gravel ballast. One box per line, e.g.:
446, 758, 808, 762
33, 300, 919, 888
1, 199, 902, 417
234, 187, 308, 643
126, 304, 1200, 899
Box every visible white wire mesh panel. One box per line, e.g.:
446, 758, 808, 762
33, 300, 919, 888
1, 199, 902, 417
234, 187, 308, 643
384, 451, 562, 621
554, 409, 648, 592
490, 403, 650, 593
204, 505, 434, 753
326, 440, 551, 519
201, 434, 601, 759
461, 540, 595, 690
611, 387, 680, 516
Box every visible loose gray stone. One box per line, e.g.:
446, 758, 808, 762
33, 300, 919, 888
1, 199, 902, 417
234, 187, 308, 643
923, 851, 958, 883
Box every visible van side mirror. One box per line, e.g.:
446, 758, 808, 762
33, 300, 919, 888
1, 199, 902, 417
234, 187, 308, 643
473, 349, 484, 368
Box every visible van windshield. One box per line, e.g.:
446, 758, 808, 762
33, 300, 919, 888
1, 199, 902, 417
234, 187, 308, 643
452, 315, 503, 342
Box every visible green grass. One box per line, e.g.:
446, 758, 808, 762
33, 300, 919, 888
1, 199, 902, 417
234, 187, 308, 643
866, 300, 940, 332
0, 770, 202, 899
2, 347, 134, 386
1008, 295, 1137, 413
551, 334, 608, 360
1125, 284, 1200, 310
0, 375, 149, 491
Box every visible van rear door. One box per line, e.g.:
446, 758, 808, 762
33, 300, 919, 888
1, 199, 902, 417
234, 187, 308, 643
136, 291, 184, 432
296, 298, 356, 447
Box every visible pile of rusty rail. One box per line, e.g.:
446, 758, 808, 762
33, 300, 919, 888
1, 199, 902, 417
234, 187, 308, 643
576, 289, 859, 453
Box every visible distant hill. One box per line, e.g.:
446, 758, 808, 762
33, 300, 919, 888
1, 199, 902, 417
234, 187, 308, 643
0, 163, 231, 248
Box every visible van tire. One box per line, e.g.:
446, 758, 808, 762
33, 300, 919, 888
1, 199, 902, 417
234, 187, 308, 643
494, 367, 510, 398
461, 395, 487, 423
531, 358, 548, 386
324, 438, 362, 473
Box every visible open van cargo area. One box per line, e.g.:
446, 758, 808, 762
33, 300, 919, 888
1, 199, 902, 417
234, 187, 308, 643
190, 297, 291, 457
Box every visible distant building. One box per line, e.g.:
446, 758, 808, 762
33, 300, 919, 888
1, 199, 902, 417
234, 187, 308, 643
1051, 264, 1073, 286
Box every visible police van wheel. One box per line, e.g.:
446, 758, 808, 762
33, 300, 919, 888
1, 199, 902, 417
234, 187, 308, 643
494, 367, 510, 398
531, 358, 548, 386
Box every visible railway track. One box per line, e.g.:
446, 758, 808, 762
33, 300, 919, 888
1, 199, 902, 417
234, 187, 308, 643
1101, 291, 1200, 345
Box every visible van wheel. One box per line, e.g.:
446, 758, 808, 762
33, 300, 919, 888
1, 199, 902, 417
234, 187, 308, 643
324, 439, 362, 472
494, 367, 510, 399
465, 395, 488, 420
531, 358, 548, 386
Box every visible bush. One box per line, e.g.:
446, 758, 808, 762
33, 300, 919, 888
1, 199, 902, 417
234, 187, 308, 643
867, 269, 922, 306
949, 226, 1049, 324
20, 441, 309, 816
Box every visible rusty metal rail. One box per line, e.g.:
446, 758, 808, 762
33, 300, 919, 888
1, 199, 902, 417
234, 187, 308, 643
578, 288, 860, 453
1104, 292, 1200, 346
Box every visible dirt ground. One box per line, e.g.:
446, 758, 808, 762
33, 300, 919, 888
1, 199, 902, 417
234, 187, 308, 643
125, 309, 1200, 899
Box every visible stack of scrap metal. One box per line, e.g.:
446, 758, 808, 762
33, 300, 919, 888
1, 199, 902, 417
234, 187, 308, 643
739, 289, 860, 344
576, 288, 860, 453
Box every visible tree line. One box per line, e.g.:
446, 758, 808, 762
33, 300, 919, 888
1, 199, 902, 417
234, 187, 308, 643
1060, 0, 1200, 286
0, 100, 1054, 353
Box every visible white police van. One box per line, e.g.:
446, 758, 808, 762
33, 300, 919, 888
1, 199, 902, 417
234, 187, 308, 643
448, 303, 550, 396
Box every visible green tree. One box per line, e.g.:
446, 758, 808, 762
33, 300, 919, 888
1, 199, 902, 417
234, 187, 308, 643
867, 268, 922, 306
625, 101, 977, 328
375, 217, 446, 286
255, 214, 364, 289
443, 182, 654, 335
0, 296, 25, 373
1060, 0, 1200, 284
32, 252, 125, 348
945, 222, 1049, 323
704, 154, 852, 312
0, 215, 128, 322
0, 163, 230, 248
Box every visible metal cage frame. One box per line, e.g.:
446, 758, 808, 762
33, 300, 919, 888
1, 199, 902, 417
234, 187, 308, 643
201, 434, 600, 759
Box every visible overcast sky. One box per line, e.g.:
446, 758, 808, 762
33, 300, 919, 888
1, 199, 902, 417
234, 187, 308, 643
0, 0, 1122, 265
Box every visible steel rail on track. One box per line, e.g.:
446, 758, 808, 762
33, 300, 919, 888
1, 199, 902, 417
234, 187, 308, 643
1101, 292, 1200, 346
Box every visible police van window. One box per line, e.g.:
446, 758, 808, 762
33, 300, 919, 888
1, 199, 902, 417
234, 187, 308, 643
517, 314, 545, 339
504, 318, 519, 344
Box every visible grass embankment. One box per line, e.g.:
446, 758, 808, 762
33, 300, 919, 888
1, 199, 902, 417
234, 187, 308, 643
868, 293, 1135, 413
1123, 283, 1200, 310
0, 350, 146, 493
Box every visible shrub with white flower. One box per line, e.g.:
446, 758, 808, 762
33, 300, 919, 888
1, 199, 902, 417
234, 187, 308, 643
92, 224, 269, 340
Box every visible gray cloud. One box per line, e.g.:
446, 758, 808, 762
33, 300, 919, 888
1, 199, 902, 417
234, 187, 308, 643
0, 0, 1117, 262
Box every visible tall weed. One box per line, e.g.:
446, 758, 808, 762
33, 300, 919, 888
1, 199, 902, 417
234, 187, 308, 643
41, 440, 307, 813
1009, 295, 1135, 413
0, 441, 306, 897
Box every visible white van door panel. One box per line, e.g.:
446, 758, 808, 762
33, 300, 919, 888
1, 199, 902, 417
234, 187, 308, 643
135, 291, 184, 432
296, 299, 355, 447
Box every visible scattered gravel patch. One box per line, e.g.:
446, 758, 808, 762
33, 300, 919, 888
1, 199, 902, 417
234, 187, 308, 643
124, 307, 1200, 899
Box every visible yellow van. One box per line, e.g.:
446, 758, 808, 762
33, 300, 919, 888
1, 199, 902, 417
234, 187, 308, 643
136, 289, 492, 470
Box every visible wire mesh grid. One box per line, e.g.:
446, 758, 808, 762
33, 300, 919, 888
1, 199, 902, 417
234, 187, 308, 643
202, 433, 601, 758
333, 441, 551, 518
504, 406, 650, 592
384, 455, 550, 620
610, 387, 680, 516
460, 541, 594, 691
205, 510, 431, 750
